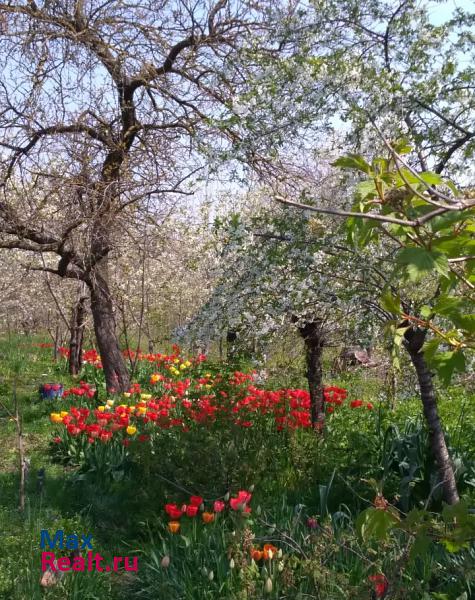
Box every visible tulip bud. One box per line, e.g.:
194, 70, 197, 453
201, 567, 208, 577
256, 505, 262, 516
224, 492, 230, 502
208, 570, 214, 581
264, 577, 273, 594
200, 503, 205, 512
229, 558, 235, 569
249, 484, 255, 492
161, 555, 170, 568
277, 549, 283, 559
278, 561, 284, 572
267, 549, 274, 560
307, 517, 318, 530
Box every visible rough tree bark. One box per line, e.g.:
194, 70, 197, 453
89, 268, 130, 393
404, 327, 459, 505
297, 320, 326, 430
226, 330, 238, 361
68, 283, 87, 376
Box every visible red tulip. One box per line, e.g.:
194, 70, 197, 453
165, 504, 183, 520
189, 495, 203, 507
186, 505, 199, 517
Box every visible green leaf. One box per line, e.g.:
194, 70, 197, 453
394, 324, 410, 347
181, 535, 191, 547
429, 210, 468, 233
418, 171, 445, 186
396, 247, 449, 281
355, 179, 377, 200
380, 290, 401, 314
440, 538, 470, 553
393, 139, 413, 155
423, 338, 440, 363
395, 169, 419, 185
346, 214, 379, 247
433, 295, 465, 318
442, 499, 473, 524
409, 533, 431, 564
356, 507, 398, 542
432, 236, 475, 257
450, 314, 475, 333
420, 305, 433, 318
332, 154, 372, 175
429, 350, 466, 385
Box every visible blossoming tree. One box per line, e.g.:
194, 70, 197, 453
0, 0, 293, 391
182, 189, 387, 426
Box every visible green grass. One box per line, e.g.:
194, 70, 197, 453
0, 335, 473, 599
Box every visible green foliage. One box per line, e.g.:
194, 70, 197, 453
340, 148, 474, 385
356, 507, 399, 542
0, 338, 474, 599
396, 247, 449, 281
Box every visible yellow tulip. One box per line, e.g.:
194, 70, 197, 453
50, 413, 62, 423
126, 425, 137, 435
60, 411, 68, 418
97, 406, 106, 412
106, 399, 115, 407
123, 392, 131, 398
140, 393, 152, 400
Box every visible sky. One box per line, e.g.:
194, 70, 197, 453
427, 0, 475, 23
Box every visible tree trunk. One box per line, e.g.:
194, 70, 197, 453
404, 327, 459, 505
53, 324, 60, 362
226, 330, 238, 361
14, 380, 27, 512
68, 283, 87, 376
88, 271, 130, 393
297, 320, 325, 430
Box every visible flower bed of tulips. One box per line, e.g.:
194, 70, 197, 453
163, 490, 252, 533
30, 341, 474, 600
148, 485, 390, 599
50, 347, 374, 456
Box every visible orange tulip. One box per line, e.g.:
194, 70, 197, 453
202, 512, 215, 524
251, 549, 263, 561
168, 521, 180, 534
